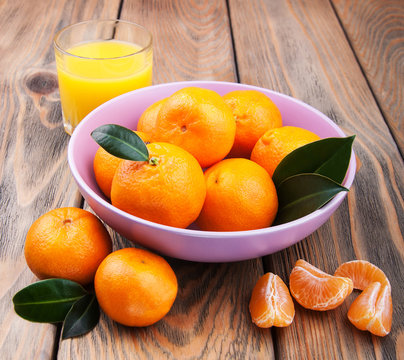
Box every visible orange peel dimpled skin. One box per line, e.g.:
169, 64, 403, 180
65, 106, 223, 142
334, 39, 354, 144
196, 158, 278, 231
146, 87, 236, 168
223, 90, 282, 158
111, 142, 206, 229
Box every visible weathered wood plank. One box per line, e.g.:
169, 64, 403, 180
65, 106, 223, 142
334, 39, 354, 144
228, 0, 404, 359
57, 0, 275, 359
122, 0, 237, 83
332, 0, 404, 156
0, 1, 121, 359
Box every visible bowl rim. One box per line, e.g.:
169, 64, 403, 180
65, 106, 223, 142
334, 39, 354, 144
68, 80, 356, 237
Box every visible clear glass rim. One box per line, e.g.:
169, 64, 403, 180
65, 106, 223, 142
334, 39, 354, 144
53, 19, 152, 60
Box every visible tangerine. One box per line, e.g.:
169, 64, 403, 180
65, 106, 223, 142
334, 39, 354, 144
347, 282, 392, 337
335, 260, 392, 336
93, 131, 150, 199
196, 158, 278, 231
223, 90, 282, 158
249, 272, 295, 328
111, 142, 206, 228
94, 248, 178, 327
149, 87, 236, 168
251, 126, 320, 177
24, 207, 112, 285
334, 260, 390, 290
289, 259, 353, 311
136, 98, 166, 137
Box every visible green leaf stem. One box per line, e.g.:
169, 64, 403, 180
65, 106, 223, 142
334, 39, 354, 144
62, 293, 100, 339
91, 124, 149, 161
274, 173, 349, 225
272, 136, 355, 188
13, 279, 87, 323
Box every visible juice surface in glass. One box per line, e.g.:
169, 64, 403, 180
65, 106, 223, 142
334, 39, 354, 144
56, 40, 152, 134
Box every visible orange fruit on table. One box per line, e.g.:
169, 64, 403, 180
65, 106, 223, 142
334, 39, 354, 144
93, 131, 150, 199
149, 87, 236, 168
111, 142, 206, 229
251, 126, 321, 177
223, 90, 282, 158
196, 158, 278, 231
94, 247, 178, 327
334, 260, 391, 290
289, 259, 353, 311
137, 98, 166, 136
24, 207, 112, 285
347, 281, 392, 336
249, 272, 295, 328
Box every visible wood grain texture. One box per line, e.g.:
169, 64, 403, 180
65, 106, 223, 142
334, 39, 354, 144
228, 0, 404, 359
56, 0, 274, 359
0, 1, 121, 359
120, 0, 237, 83
331, 0, 404, 156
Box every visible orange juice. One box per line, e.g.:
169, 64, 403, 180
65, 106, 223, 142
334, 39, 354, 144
55, 40, 152, 134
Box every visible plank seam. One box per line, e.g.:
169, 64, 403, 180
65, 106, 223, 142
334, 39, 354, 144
117, 0, 124, 19
51, 324, 62, 360
225, 0, 240, 83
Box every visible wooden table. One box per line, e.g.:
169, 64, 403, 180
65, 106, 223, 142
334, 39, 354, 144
1, 0, 403, 359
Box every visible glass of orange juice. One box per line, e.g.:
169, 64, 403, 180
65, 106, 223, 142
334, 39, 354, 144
54, 20, 153, 135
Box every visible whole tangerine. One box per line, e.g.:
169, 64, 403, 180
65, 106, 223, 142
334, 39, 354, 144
251, 126, 320, 177
24, 207, 112, 285
93, 131, 150, 199
136, 98, 166, 137
94, 247, 178, 327
149, 87, 236, 168
111, 142, 206, 228
223, 90, 282, 158
196, 158, 278, 231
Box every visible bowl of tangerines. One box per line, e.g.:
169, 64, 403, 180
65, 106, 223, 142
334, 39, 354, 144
68, 81, 356, 262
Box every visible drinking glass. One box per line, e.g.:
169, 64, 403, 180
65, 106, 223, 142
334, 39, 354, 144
54, 19, 153, 135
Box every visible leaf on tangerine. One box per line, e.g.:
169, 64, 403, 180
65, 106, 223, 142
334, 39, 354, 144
272, 135, 355, 188
91, 124, 149, 161
274, 173, 348, 225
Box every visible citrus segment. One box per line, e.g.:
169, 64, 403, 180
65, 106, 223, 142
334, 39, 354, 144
196, 158, 278, 231
334, 260, 390, 290
347, 282, 392, 336
94, 248, 178, 327
150, 87, 236, 168
223, 90, 282, 158
289, 259, 353, 311
249, 272, 295, 328
251, 126, 320, 177
24, 207, 112, 285
111, 142, 206, 228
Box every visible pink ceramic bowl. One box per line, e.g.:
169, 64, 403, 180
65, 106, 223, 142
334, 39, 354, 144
68, 81, 356, 262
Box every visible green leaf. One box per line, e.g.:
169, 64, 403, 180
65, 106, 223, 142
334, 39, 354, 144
91, 124, 149, 161
13, 279, 87, 323
272, 136, 355, 187
274, 173, 349, 225
62, 293, 100, 339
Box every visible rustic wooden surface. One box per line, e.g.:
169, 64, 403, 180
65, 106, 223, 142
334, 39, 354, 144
332, 0, 404, 156
0, 0, 403, 359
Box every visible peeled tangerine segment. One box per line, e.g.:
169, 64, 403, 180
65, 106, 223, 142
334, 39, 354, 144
249, 272, 295, 328
289, 259, 353, 311
348, 281, 392, 337
334, 260, 390, 291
